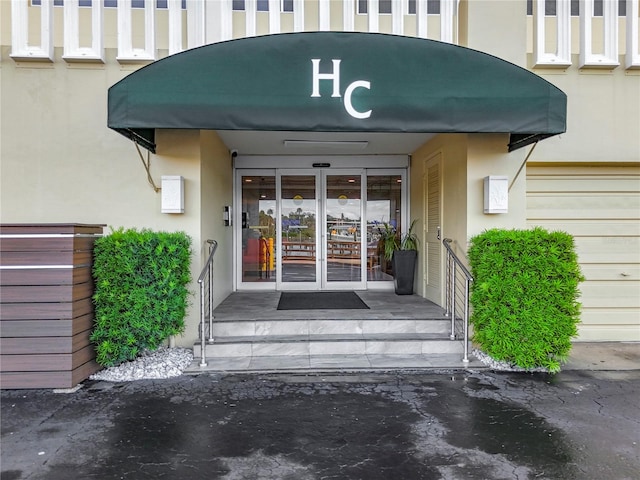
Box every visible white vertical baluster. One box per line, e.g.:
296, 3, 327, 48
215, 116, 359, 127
344, 0, 355, 31
186, 0, 205, 49
63, 0, 104, 62
369, 0, 379, 32
580, 0, 619, 67
117, 0, 155, 62
416, 0, 427, 38
627, 0, 640, 68
11, 0, 54, 61
319, 0, 331, 31
294, 0, 305, 32
533, 0, 572, 67
168, 0, 183, 55
440, 0, 454, 43
392, 0, 403, 35
268, 0, 281, 33
246, 0, 257, 37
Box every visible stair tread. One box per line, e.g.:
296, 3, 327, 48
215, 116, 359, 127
207, 316, 450, 323
203, 333, 453, 344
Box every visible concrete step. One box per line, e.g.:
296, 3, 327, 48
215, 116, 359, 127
194, 333, 463, 358
184, 353, 483, 374
208, 317, 452, 337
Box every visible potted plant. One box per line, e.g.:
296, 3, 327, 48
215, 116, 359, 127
378, 220, 419, 295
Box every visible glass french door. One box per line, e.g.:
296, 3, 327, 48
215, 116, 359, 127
276, 170, 366, 290
278, 172, 321, 290
237, 167, 405, 291
322, 171, 365, 290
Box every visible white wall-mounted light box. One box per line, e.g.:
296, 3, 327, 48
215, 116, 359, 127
483, 176, 508, 214
161, 175, 184, 214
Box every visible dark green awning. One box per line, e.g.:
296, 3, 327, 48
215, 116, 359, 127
108, 32, 567, 153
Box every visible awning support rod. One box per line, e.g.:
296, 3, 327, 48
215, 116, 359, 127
508, 141, 538, 192
135, 142, 161, 193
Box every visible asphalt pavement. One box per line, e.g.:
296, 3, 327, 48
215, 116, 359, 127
2, 367, 639, 480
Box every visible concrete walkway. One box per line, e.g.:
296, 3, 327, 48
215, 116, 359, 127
562, 342, 640, 371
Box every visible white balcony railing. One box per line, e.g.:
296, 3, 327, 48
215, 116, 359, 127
532, 0, 639, 69
10, 0, 461, 63
8, 0, 640, 69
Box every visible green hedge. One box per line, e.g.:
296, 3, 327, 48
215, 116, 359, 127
91, 228, 192, 367
468, 228, 584, 373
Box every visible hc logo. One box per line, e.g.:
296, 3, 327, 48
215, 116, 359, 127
310, 59, 372, 119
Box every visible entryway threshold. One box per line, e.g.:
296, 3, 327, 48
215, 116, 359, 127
184, 353, 486, 374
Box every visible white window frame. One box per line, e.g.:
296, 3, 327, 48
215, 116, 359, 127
533, 0, 572, 67
11, 0, 54, 62
625, 0, 640, 68
116, 0, 156, 63
580, 0, 620, 68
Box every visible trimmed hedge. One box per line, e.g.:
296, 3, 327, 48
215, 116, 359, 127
468, 228, 584, 373
91, 228, 192, 367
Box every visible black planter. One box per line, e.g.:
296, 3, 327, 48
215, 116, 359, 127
392, 250, 417, 295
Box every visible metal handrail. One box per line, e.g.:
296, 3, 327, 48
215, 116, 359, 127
197, 240, 218, 367
443, 238, 473, 363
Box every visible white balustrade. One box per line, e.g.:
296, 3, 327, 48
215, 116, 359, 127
8, 0, 637, 70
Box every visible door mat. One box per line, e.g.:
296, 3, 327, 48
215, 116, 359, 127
277, 292, 370, 310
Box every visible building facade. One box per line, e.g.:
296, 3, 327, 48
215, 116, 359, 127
1, 0, 639, 348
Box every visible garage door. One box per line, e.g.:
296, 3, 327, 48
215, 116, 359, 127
527, 165, 640, 341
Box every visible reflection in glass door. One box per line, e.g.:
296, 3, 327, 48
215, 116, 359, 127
279, 174, 319, 289
325, 173, 364, 288
366, 174, 403, 282
240, 174, 276, 284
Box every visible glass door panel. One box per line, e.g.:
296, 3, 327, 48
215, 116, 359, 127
240, 175, 276, 284
366, 174, 403, 282
279, 174, 319, 288
325, 173, 364, 286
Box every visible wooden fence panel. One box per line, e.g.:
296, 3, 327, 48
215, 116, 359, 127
0, 224, 104, 389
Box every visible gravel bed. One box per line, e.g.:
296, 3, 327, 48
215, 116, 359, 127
472, 348, 549, 373
90, 347, 193, 382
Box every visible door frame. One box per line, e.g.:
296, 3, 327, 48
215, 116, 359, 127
233, 155, 410, 292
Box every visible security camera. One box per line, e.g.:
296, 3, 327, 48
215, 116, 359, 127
231, 149, 238, 158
